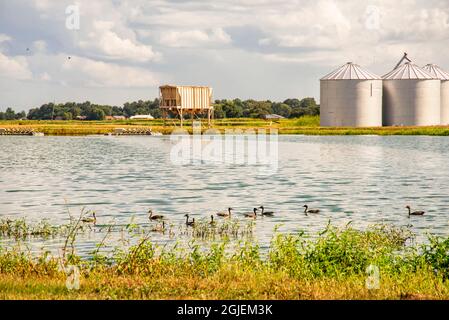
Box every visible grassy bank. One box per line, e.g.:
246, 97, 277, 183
2, 117, 449, 135
1, 216, 449, 299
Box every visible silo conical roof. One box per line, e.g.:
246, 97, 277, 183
382, 62, 435, 80
422, 64, 449, 80
321, 62, 381, 80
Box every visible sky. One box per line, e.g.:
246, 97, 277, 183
1, 0, 449, 111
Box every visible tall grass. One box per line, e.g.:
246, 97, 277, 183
1, 218, 449, 299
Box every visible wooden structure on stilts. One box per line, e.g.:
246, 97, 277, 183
159, 85, 214, 127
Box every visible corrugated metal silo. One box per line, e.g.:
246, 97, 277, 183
382, 62, 441, 126
423, 64, 449, 125
320, 62, 383, 127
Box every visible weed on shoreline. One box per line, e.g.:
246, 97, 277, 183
1, 214, 449, 299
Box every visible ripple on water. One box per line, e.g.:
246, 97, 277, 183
1, 135, 449, 255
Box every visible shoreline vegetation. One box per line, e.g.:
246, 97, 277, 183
2, 117, 449, 136
1, 215, 449, 299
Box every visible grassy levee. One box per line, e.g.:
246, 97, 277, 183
1, 218, 449, 300
2, 116, 449, 135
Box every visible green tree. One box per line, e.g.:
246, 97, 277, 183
15, 111, 26, 119
69, 105, 82, 118
123, 102, 137, 118
87, 107, 105, 120
212, 104, 225, 119
272, 103, 292, 118
5, 107, 16, 120
111, 106, 123, 116
222, 100, 243, 118
243, 100, 272, 118
283, 98, 301, 109
300, 97, 317, 109
63, 112, 73, 120
289, 98, 320, 118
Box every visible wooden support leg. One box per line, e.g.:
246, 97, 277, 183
180, 109, 183, 127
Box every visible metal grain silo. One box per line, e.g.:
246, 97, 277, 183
320, 62, 382, 127
423, 64, 449, 125
382, 62, 440, 126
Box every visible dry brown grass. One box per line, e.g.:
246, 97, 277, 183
1, 266, 448, 300
2, 117, 449, 135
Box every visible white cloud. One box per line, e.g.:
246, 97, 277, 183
211, 28, 232, 44
0, 34, 32, 80
60, 55, 159, 87
0, 34, 12, 43
253, 0, 352, 50
39, 72, 51, 81
0, 53, 33, 80
30, 1, 161, 62
160, 27, 231, 47
32, 0, 51, 10
33, 40, 47, 53
79, 20, 161, 62
261, 52, 345, 67
258, 38, 272, 46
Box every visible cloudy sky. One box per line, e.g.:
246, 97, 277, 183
1, 0, 449, 111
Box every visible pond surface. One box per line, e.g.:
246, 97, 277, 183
1, 135, 448, 255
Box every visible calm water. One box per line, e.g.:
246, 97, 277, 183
1, 135, 448, 254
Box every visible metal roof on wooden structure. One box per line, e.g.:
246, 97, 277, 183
159, 85, 213, 110
159, 85, 214, 127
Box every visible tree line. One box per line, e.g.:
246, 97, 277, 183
0, 108, 26, 120
213, 98, 319, 119
1, 97, 319, 120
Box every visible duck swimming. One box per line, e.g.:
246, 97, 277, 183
148, 209, 164, 221
216, 207, 233, 218
184, 214, 195, 227
406, 205, 425, 216
303, 205, 320, 216
244, 208, 258, 218
259, 206, 274, 216
81, 211, 96, 224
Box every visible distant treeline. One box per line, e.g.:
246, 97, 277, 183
214, 98, 319, 119
0, 108, 26, 120
0, 98, 319, 120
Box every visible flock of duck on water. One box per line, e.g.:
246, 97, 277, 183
80, 205, 426, 230
149, 205, 320, 228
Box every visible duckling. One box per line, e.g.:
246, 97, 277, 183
184, 214, 195, 227
81, 211, 96, 224
216, 207, 233, 218
209, 215, 216, 226
406, 205, 425, 216
148, 209, 164, 221
259, 206, 274, 216
244, 208, 258, 218
303, 205, 320, 216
